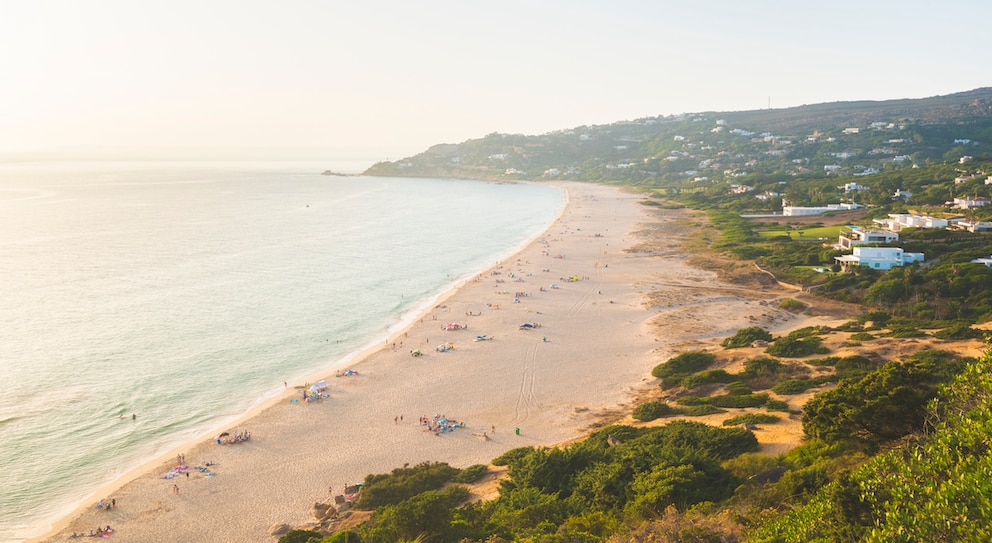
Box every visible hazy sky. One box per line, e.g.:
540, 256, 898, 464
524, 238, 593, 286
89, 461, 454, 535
2, 0, 988, 161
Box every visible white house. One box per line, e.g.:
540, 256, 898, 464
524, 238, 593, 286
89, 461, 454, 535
953, 221, 992, 233
951, 196, 991, 209
971, 256, 992, 268
783, 203, 862, 216
835, 247, 925, 272
874, 213, 949, 231
837, 227, 899, 250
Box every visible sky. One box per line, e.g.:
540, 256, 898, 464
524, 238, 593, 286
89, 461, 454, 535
1, 0, 989, 162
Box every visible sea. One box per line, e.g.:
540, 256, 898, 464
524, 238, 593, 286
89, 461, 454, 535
0, 160, 565, 543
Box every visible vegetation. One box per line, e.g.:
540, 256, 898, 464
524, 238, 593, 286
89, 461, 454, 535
721, 326, 773, 348
298, 91, 992, 542
632, 401, 679, 421
722, 413, 781, 426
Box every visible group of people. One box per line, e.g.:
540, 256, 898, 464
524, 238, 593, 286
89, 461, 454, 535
217, 430, 251, 444
71, 525, 113, 538
420, 414, 466, 435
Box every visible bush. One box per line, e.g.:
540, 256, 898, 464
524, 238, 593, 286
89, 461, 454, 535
884, 326, 927, 338
725, 382, 753, 396
722, 413, 781, 426
711, 393, 770, 408
857, 311, 891, 327
322, 530, 361, 543
680, 369, 734, 389
277, 530, 323, 543
357, 462, 458, 509
721, 327, 774, 348
766, 336, 830, 358
848, 332, 875, 341
633, 401, 679, 421
675, 396, 711, 406
492, 447, 533, 467
764, 399, 791, 412
452, 464, 489, 484
652, 352, 717, 379
933, 323, 985, 340
681, 405, 727, 416
741, 357, 782, 377
772, 379, 817, 395
779, 298, 808, 312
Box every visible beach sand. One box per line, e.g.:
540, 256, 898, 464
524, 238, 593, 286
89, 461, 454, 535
35, 182, 828, 542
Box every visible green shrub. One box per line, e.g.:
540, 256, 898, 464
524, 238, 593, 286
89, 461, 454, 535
833, 321, 864, 332
742, 357, 782, 377
725, 382, 753, 396
857, 311, 891, 327
884, 326, 927, 338
772, 379, 817, 395
711, 393, 770, 408
722, 413, 781, 426
933, 323, 985, 340
766, 336, 830, 358
357, 462, 458, 508
492, 447, 533, 467
721, 326, 774, 348
278, 530, 323, 543
834, 356, 878, 382
681, 405, 727, 416
680, 369, 734, 389
764, 399, 791, 412
675, 396, 711, 406
633, 401, 679, 421
322, 530, 361, 543
452, 464, 488, 484
652, 352, 717, 379
362, 486, 471, 542
848, 332, 875, 341
786, 326, 821, 339
779, 298, 808, 312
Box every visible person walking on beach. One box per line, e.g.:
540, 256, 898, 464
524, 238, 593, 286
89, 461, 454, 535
173, 484, 179, 495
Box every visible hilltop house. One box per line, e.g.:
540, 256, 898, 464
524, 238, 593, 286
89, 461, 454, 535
972, 256, 992, 268
874, 213, 948, 231
952, 220, 992, 233
782, 202, 862, 217
951, 196, 991, 209
837, 227, 899, 250
835, 247, 925, 272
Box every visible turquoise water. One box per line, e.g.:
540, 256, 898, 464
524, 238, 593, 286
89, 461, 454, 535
0, 161, 564, 542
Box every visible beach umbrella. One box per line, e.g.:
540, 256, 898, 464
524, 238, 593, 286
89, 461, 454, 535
218, 432, 230, 437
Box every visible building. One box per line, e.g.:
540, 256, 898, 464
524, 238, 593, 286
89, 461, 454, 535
951, 196, 991, 209
972, 256, 992, 268
782, 202, 862, 216
835, 247, 925, 272
837, 227, 899, 250
953, 221, 992, 233
874, 213, 949, 231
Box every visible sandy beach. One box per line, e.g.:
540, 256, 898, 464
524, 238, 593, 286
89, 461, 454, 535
35, 182, 826, 542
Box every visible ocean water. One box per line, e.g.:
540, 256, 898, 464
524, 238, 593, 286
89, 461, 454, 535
0, 161, 564, 542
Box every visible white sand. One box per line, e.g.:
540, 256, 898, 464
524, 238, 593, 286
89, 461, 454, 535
35, 182, 817, 542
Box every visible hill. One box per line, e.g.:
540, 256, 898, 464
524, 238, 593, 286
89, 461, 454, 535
363, 87, 992, 186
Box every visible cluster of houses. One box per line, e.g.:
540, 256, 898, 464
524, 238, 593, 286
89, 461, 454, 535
832, 214, 992, 272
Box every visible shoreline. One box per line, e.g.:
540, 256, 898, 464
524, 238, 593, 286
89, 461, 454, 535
26, 183, 569, 543
34, 182, 815, 542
